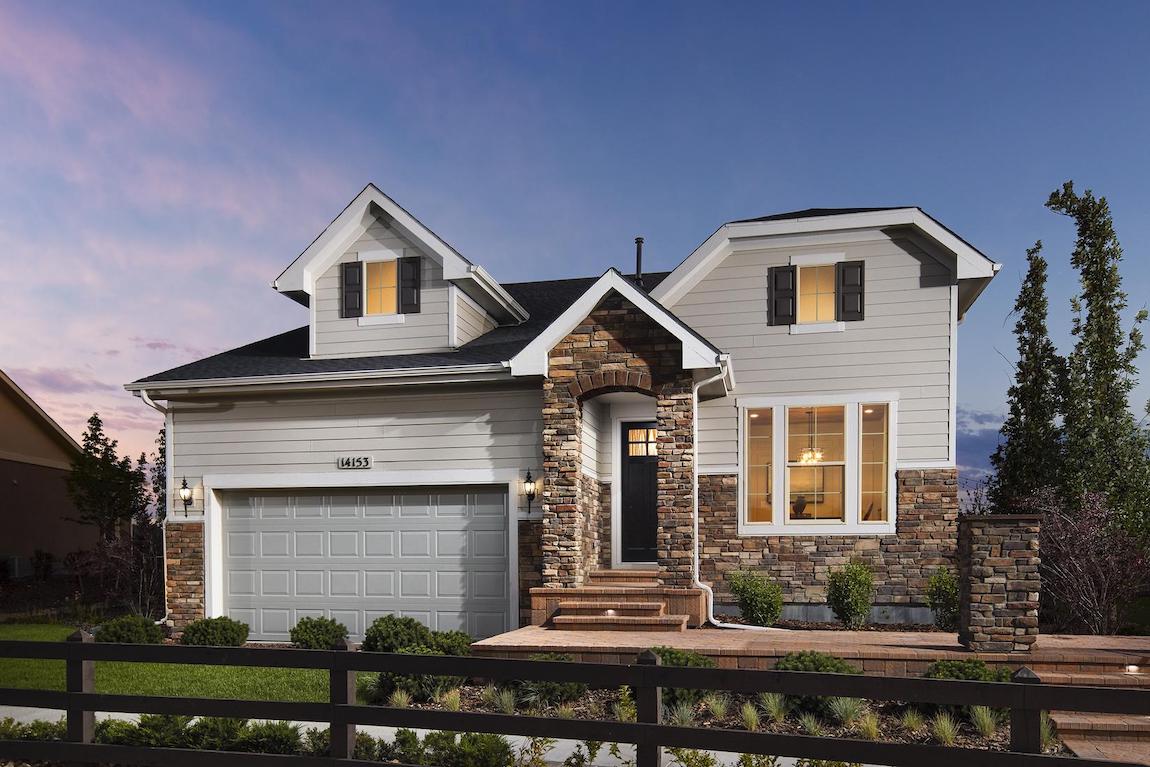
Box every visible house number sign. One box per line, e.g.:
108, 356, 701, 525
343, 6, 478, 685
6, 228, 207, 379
336, 455, 373, 470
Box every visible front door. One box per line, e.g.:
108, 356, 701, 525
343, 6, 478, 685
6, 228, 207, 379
620, 422, 659, 562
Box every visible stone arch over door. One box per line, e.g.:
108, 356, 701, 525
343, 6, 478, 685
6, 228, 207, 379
541, 292, 695, 588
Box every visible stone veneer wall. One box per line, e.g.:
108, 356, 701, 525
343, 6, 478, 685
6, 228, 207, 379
698, 468, 959, 605
164, 522, 205, 628
517, 518, 543, 627
542, 293, 696, 587
958, 515, 1041, 652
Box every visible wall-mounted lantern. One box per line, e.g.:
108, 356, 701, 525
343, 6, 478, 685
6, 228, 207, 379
523, 470, 537, 514
178, 477, 193, 516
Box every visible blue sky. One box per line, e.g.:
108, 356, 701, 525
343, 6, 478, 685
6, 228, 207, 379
1, 1, 1147, 473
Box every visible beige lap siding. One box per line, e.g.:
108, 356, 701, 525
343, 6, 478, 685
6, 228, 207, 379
165, 522, 205, 628
698, 469, 958, 606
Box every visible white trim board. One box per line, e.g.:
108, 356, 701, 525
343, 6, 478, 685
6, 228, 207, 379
199, 468, 526, 636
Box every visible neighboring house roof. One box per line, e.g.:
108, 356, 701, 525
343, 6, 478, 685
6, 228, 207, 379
0, 368, 81, 470
128, 273, 671, 388
651, 206, 1001, 317
273, 184, 528, 323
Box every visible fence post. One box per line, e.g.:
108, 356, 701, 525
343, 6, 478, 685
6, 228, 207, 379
65, 630, 94, 745
636, 649, 663, 767
330, 638, 356, 759
1009, 666, 1043, 753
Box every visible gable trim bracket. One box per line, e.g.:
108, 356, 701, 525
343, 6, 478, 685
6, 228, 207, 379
507, 269, 729, 385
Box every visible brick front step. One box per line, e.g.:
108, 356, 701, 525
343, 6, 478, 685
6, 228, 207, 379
1051, 712, 1150, 743
552, 614, 689, 632
586, 570, 662, 587
530, 586, 706, 627
1040, 672, 1150, 688
557, 601, 666, 617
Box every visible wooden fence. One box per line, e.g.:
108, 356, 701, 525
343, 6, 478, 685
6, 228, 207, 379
1, 633, 1148, 767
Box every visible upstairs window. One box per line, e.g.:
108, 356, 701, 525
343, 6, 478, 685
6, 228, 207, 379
339, 254, 422, 319
767, 260, 865, 327
365, 260, 398, 315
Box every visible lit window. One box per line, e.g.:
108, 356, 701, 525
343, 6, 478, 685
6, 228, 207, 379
860, 404, 889, 522
786, 406, 845, 522
797, 265, 836, 324
365, 261, 398, 315
746, 409, 772, 523
627, 427, 658, 457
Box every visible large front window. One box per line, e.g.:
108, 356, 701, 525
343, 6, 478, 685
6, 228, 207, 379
740, 397, 895, 534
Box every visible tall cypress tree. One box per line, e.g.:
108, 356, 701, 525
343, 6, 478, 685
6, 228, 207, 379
1046, 181, 1150, 534
989, 242, 1062, 510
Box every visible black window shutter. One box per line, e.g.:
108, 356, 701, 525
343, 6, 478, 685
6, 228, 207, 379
398, 256, 421, 314
836, 260, 865, 321
767, 265, 797, 326
340, 262, 363, 318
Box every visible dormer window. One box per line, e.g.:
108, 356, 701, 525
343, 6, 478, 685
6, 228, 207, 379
339, 251, 421, 323
767, 257, 865, 333
365, 260, 398, 315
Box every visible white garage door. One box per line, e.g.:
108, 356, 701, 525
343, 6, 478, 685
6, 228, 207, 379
221, 486, 510, 642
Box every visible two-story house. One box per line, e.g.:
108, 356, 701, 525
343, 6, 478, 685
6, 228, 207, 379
127, 184, 998, 640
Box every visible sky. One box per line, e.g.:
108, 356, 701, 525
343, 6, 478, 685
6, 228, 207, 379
1, 1, 1148, 478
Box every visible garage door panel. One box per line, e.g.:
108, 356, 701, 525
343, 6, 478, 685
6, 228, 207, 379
223, 486, 509, 641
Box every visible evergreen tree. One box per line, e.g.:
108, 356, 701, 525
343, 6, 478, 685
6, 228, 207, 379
1046, 181, 1150, 534
66, 413, 149, 540
150, 427, 167, 521
988, 242, 1062, 510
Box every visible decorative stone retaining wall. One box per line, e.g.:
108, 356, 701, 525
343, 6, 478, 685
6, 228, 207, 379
541, 292, 696, 587
164, 522, 205, 628
517, 519, 543, 626
958, 515, 1041, 652
697, 468, 959, 607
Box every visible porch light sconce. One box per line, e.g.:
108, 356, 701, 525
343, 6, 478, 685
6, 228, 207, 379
523, 470, 537, 513
178, 477, 193, 516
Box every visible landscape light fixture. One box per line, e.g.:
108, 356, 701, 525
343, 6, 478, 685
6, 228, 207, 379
178, 477, 193, 516
523, 470, 537, 513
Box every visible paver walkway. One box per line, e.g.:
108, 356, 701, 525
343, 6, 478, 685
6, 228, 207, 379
1062, 737, 1150, 766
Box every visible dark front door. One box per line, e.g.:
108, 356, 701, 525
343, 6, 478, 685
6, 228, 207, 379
620, 422, 659, 562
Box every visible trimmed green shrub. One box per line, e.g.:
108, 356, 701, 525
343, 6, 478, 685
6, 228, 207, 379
826, 562, 874, 629
237, 721, 301, 754
423, 730, 514, 767
96, 614, 163, 644
187, 717, 249, 751
302, 727, 380, 759
926, 570, 960, 632
372, 645, 465, 702
924, 659, 1012, 683
362, 614, 432, 653
773, 651, 862, 716
133, 715, 193, 748
651, 646, 715, 708
94, 719, 141, 745
289, 616, 349, 650
513, 652, 588, 707
381, 728, 426, 764
14, 719, 66, 741
726, 570, 783, 627
428, 629, 473, 656
180, 616, 249, 647
0, 718, 21, 740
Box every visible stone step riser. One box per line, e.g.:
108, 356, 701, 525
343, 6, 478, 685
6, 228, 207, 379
551, 615, 689, 632
558, 601, 665, 617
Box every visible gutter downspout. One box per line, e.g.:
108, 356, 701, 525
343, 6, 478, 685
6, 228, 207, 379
134, 390, 171, 627
691, 366, 785, 632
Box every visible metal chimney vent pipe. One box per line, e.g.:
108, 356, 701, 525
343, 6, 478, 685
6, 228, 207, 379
634, 236, 644, 288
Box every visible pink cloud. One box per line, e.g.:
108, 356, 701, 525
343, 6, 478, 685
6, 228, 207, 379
8, 366, 115, 394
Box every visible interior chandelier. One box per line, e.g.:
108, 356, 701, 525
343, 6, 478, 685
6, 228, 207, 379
799, 408, 823, 464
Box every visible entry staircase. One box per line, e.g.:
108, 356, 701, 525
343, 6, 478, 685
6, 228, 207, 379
531, 569, 704, 632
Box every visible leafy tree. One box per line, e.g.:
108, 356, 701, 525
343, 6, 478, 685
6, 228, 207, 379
988, 243, 1062, 511
1046, 182, 1150, 535
150, 427, 167, 521
66, 413, 149, 540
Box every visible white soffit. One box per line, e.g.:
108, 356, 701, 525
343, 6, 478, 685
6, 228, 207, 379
509, 269, 725, 378
651, 208, 1001, 308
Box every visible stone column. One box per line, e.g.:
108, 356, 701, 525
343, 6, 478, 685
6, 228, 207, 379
656, 383, 695, 586
958, 515, 1041, 652
164, 521, 205, 628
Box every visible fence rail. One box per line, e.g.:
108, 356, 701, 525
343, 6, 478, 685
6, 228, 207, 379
1, 634, 1147, 767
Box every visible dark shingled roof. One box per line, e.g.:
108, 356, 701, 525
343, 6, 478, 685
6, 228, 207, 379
729, 207, 907, 224
133, 272, 670, 384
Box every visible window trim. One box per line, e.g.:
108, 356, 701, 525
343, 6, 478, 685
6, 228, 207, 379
355, 249, 407, 326
736, 392, 898, 536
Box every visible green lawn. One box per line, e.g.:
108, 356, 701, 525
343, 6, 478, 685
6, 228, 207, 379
0, 624, 328, 702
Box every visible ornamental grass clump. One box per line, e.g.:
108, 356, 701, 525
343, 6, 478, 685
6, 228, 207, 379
668, 701, 697, 727
740, 701, 761, 732
969, 705, 1000, 739
758, 692, 790, 724
900, 707, 925, 734
826, 697, 866, 727
826, 562, 874, 629
856, 711, 881, 741
931, 711, 959, 746
797, 712, 824, 737
702, 692, 730, 720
